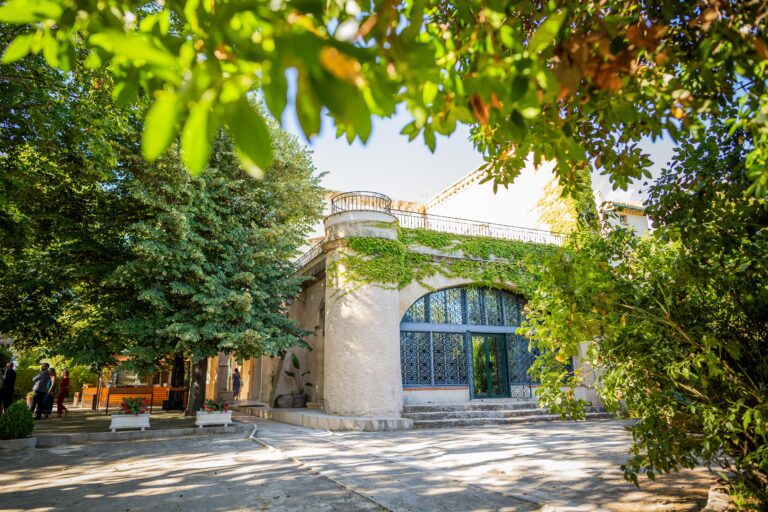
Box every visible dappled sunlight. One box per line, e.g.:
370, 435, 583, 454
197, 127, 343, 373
258, 418, 713, 511
1, 432, 383, 511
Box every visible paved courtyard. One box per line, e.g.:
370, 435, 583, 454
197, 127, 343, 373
2, 418, 715, 511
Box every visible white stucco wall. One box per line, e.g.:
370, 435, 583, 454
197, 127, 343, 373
605, 210, 649, 237
425, 160, 556, 230
322, 211, 404, 417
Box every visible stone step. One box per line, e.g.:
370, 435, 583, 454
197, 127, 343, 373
403, 401, 539, 413
404, 406, 604, 421
403, 408, 548, 421
411, 412, 612, 429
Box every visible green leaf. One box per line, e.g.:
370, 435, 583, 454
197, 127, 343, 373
142, 92, 181, 161
291, 353, 300, 369
41, 30, 58, 67
295, 68, 321, 139
1, 33, 35, 63
0, 0, 61, 23
90, 31, 177, 70
181, 95, 214, 174
510, 75, 529, 102
113, 79, 139, 108
423, 81, 438, 105
527, 11, 566, 53
263, 69, 288, 120
225, 98, 273, 179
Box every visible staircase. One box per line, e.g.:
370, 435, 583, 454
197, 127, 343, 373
402, 401, 610, 429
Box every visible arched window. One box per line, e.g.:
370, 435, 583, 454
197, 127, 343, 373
400, 286, 536, 399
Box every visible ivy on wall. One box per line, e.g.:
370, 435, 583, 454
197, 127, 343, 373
326, 227, 557, 295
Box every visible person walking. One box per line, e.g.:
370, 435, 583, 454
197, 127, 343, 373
57, 369, 70, 417
232, 368, 241, 401
31, 363, 50, 420
2, 362, 16, 411
42, 368, 57, 419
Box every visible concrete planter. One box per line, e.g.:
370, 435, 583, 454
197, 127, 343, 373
110, 414, 150, 432
0, 436, 37, 450
195, 410, 232, 428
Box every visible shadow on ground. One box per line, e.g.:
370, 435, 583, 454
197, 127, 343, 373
1, 433, 383, 512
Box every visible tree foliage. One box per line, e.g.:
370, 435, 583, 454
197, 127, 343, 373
1, 1, 765, 194
523, 120, 768, 502
104, 131, 323, 372
0, 38, 323, 374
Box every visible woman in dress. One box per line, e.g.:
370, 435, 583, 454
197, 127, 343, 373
57, 369, 69, 417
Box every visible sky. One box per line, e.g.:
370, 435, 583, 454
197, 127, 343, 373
282, 106, 677, 205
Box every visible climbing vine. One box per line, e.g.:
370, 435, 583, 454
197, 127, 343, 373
326, 228, 558, 296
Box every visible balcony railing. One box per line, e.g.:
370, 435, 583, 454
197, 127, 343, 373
294, 241, 323, 271
331, 191, 392, 214
392, 209, 564, 246
293, 192, 565, 270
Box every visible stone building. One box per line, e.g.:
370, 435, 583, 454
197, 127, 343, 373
204, 163, 604, 429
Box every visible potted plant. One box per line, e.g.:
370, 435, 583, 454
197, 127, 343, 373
285, 353, 312, 408
274, 394, 294, 408
109, 397, 150, 432
195, 398, 233, 428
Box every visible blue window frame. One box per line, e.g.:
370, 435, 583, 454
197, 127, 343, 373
400, 287, 526, 388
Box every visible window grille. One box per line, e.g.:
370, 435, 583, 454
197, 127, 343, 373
400, 286, 529, 389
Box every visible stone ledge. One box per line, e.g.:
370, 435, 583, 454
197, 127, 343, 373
34, 422, 253, 448
236, 406, 412, 432
0, 436, 37, 451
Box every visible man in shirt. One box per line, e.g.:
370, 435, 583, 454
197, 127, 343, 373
31, 363, 50, 420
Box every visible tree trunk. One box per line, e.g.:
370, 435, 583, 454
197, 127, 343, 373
185, 358, 208, 416
169, 353, 185, 410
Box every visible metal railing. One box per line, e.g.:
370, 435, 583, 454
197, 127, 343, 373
294, 241, 323, 270
331, 191, 392, 214
293, 197, 565, 270
392, 209, 564, 246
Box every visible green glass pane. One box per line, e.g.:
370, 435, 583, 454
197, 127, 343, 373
472, 335, 488, 395
487, 335, 505, 395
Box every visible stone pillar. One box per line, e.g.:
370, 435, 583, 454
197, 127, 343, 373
215, 352, 233, 402
322, 210, 403, 417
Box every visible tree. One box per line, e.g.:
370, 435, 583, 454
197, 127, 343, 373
0, 38, 324, 408
523, 119, 768, 503
0, 26, 143, 363
1, 1, 765, 195
103, 130, 322, 411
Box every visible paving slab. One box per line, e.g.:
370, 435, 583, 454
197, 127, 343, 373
2, 417, 716, 512
247, 417, 714, 512
1, 431, 383, 512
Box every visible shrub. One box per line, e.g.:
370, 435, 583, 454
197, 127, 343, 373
119, 397, 148, 415
200, 398, 228, 413
0, 400, 34, 440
